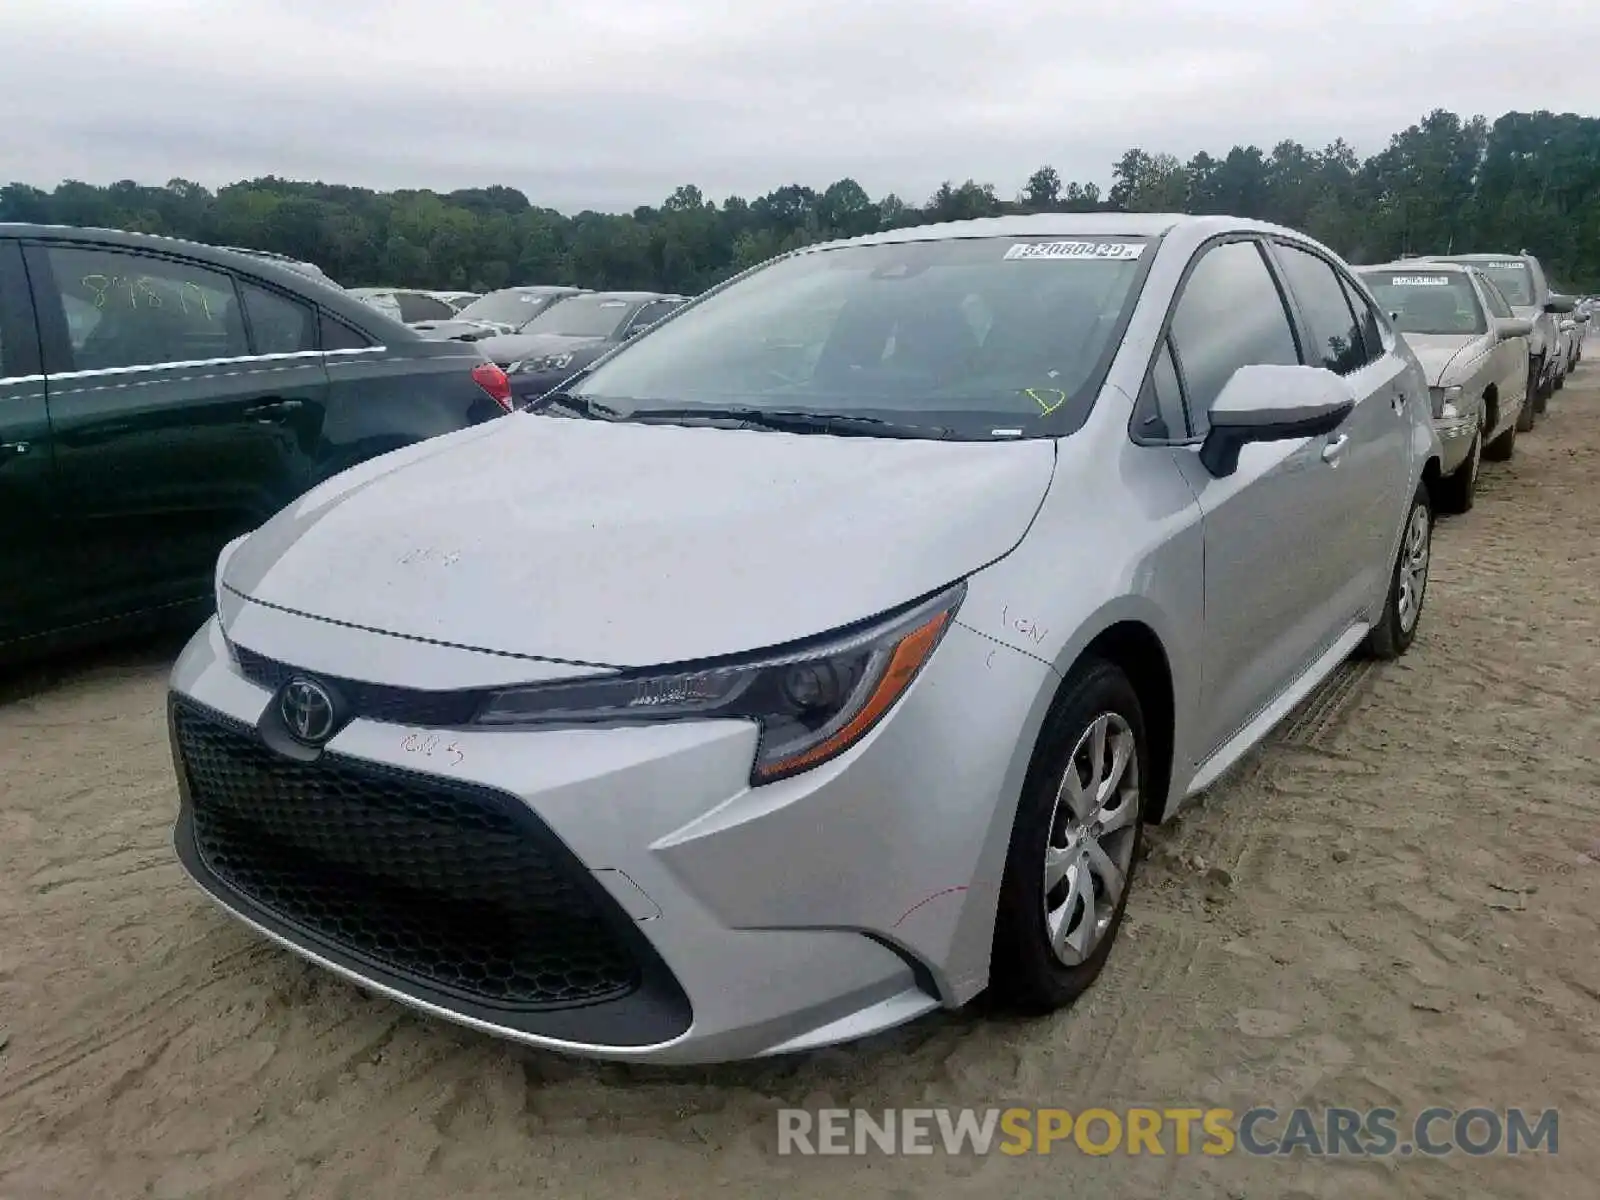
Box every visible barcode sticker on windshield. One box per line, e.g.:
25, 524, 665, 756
1392, 276, 1450, 286
1490, 261, 1523, 269
1004, 241, 1144, 262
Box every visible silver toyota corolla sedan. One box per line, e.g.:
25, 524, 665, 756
168, 214, 1443, 1064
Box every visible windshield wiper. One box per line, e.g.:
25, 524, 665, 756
535, 391, 622, 420
620, 406, 953, 438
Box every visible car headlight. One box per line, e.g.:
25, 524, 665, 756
1427, 384, 1462, 419
475, 583, 966, 784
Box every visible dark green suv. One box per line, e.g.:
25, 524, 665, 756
0, 224, 514, 662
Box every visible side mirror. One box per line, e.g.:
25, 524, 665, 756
1199, 364, 1355, 479
1494, 316, 1534, 340
1545, 295, 1576, 314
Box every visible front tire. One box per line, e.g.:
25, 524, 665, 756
1484, 415, 1517, 462
1518, 359, 1541, 428
991, 659, 1147, 1014
1362, 482, 1433, 660
1435, 431, 1479, 515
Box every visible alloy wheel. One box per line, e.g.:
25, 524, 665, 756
1043, 713, 1140, 967
1397, 502, 1431, 634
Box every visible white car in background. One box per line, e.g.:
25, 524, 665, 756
1359, 261, 1532, 512
348, 288, 474, 324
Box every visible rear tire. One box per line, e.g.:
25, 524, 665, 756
991, 659, 1147, 1014
1362, 482, 1432, 660
1435, 432, 1479, 515
1483, 417, 1517, 462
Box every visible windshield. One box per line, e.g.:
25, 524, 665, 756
455, 290, 556, 326
567, 236, 1149, 437
1360, 271, 1487, 336
524, 295, 640, 338
1476, 261, 1534, 306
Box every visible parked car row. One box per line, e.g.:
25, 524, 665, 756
7, 213, 1590, 1066
0, 223, 516, 660
1353, 249, 1586, 513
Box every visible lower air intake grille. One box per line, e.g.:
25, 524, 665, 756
173, 699, 639, 1010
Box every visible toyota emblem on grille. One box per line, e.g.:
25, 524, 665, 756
279, 677, 336, 744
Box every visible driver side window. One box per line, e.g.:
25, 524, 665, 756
1167, 240, 1302, 438
1477, 274, 1513, 319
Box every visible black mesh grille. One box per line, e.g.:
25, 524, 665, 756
174, 699, 640, 1010
232, 645, 485, 727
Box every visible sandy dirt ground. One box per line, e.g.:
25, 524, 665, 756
3, 363, 1599, 1200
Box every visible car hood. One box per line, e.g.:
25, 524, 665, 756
475, 332, 606, 366
1402, 333, 1483, 385
222, 415, 1057, 668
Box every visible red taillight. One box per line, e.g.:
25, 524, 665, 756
471, 362, 514, 412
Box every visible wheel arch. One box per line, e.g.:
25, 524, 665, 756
1040, 619, 1179, 825
1083, 621, 1178, 823
1481, 380, 1499, 434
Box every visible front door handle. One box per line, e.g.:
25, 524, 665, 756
1322, 433, 1350, 464
243, 399, 305, 420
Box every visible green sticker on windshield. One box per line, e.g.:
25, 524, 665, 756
1025, 387, 1068, 415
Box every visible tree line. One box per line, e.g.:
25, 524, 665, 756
3, 108, 1597, 295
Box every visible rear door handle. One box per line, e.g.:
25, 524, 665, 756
1322, 433, 1350, 464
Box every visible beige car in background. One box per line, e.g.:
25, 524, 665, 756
1358, 261, 1531, 514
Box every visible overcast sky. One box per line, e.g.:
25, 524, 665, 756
3, 0, 1599, 213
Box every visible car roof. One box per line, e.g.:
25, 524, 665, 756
808, 212, 1311, 253
490, 285, 588, 296
1358, 260, 1475, 274
1428, 252, 1530, 264
579, 290, 687, 302
0, 221, 410, 335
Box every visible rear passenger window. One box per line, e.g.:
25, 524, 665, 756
240, 281, 315, 354
319, 311, 375, 350
43, 245, 247, 372
1273, 244, 1367, 374
1169, 240, 1300, 437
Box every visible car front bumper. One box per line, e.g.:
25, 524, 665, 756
168, 606, 1053, 1063
1434, 414, 1476, 475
